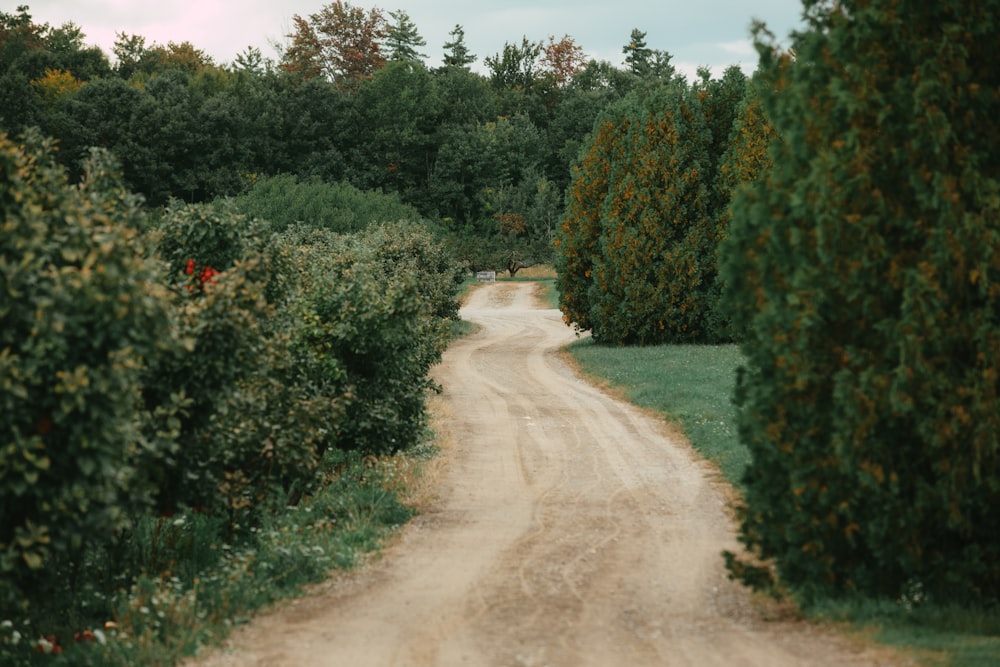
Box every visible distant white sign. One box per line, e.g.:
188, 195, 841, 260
477, 271, 496, 283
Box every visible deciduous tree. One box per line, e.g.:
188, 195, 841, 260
282, 1, 387, 86
540, 34, 586, 87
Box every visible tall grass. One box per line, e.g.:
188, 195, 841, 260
563, 335, 1000, 667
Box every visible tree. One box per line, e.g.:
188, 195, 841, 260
484, 37, 542, 90
125, 69, 210, 204
59, 75, 143, 179
111, 32, 150, 79
279, 16, 323, 79
622, 28, 651, 76
587, 82, 716, 344
712, 74, 778, 340
269, 74, 354, 181
554, 104, 630, 333
432, 63, 495, 128
720, 2, 1000, 603
545, 61, 634, 192
155, 40, 214, 73
1, 9, 109, 133
351, 60, 439, 197
1, 6, 46, 73
540, 34, 586, 88
441, 24, 475, 68
385, 9, 426, 63
281, 1, 387, 86
30, 67, 81, 105
621, 28, 674, 81
232, 45, 267, 74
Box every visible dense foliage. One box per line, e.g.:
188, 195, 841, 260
0, 129, 461, 657
720, 0, 1000, 603
1, 131, 174, 615
0, 4, 684, 274
555, 68, 749, 344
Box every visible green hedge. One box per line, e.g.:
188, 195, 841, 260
720, 1, 1000, 603
1, 132, 176, 612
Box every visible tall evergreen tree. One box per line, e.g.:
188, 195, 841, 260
587, 82, 715, 344
441, 24, 475, 68
385, 10, 426, 63
621, 28, 651, 76
721, 1, 1000, 602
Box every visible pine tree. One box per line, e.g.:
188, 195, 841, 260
385, 10, 426, 63
442, 24, 475, 68
622, 28, 651, 77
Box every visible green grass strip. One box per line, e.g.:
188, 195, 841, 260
567, 338, 748, 487
564, 335, 1000, 667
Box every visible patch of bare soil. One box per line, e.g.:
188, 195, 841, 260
188, 282, 907, 667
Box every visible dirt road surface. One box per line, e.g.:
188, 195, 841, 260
190, 282, 903, 667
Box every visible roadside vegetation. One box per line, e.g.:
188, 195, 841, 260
554, 0, 998, 657
0, 132, 461, 666
3, 0, 998, 664
565, 341, 1000, 667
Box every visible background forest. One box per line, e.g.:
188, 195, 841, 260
1, 3, 705, 275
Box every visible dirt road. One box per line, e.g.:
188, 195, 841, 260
191, 282, 901, 666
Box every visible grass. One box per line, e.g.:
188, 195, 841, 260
562, 327, 1000, 667
567, 338, 749, 487
0, 447, 429, 666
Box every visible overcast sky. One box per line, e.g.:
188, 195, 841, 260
22, 1, 806, 80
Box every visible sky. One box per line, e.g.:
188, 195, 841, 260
21, 1, 807, 80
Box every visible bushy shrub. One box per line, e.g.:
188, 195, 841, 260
0, 131, 176, 612
357, 219, 465, 321
279, 222, 457, 457
231, 173, 423, 234
720, 2, 1000, 603
146, 201, 342, 516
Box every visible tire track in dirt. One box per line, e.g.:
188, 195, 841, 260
189, 282, 905, 667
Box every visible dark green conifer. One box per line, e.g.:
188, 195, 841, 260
721, 0, 1000, 602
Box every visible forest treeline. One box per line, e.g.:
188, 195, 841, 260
2, 3, 690, 274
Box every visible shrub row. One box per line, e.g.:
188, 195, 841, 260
720, 2, 1000, 603
1, 129, 463, 634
